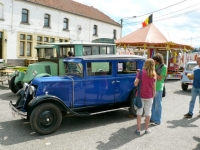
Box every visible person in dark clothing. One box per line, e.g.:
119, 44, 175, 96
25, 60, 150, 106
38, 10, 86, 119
184, 56, 200, 118
68, 51, 73, 57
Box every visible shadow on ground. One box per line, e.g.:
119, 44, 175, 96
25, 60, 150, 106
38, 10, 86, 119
173, 89, 191, 96
193, 136, 200, 150
167, 117, 199, 128
0, 110, 133, 146
96, 123, 147, 150
0, 92, 16, 101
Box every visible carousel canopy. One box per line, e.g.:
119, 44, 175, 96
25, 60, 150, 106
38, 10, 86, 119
115, 23, 193, 50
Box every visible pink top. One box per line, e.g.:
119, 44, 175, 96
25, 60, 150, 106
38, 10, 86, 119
136, 70, 156, 99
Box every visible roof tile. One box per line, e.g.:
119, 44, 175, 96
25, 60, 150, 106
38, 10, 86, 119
26, 0, 121, 26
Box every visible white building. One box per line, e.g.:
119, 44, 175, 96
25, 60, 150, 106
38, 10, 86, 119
0, 0, 121, 66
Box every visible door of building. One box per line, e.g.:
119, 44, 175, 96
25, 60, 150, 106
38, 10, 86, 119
0, 32, 2, 59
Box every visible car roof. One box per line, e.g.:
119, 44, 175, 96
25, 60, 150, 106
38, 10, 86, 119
63, 55, 146, 62
187, 61, 197, 64
35, 42, 116, 49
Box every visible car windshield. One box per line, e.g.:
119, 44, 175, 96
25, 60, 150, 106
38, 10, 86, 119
186, 64, 197, 71
65, 62, 83, 77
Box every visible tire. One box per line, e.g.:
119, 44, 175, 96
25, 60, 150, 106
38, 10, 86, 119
128, 89, 137, 117
181, 83, 188, 91
10, 76, 21, 94
30, 103, 62, 135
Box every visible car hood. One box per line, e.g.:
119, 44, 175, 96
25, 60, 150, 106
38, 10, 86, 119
31, 75, 81, 86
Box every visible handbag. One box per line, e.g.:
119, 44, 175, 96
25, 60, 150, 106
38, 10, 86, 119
134, 70, 143, 109
162, 84, 166, 97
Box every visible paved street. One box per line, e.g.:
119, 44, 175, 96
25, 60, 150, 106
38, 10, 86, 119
0, 80, 200, 150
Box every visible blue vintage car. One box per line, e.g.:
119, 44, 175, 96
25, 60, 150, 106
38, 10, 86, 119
9, 55, 145, 135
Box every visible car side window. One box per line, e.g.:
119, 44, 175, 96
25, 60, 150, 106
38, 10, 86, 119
65, 62, 83, 77
86, 62, 112, 76
117, 61, 137, 74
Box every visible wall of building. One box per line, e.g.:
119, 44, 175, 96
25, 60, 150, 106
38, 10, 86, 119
0, 0, 121, 66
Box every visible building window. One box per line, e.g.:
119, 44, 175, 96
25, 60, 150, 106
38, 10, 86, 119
93, 25, 98, 35
37, 36, 42, 42
44, 37, 49, 43
20, 41, 25, 56
63, 18, 68, 30
0, 4, 4, 19
37, 36, 56, 44
44, 14, 50, 27
27, 42, 31, 56
21, 9, 29, 23
20, 34, 25, 40
27, 35, 32, 40
50, 38, 55, 43
113, 30, 116, 39
19, 34, 33, 57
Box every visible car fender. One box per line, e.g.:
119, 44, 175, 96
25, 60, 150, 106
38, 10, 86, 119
35, 73, 52, 78
9, 72, 16, 79
27, 95, 81, 116
15, 72, 25, 84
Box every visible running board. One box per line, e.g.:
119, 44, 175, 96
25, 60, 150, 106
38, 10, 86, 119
89, 107, 128, 115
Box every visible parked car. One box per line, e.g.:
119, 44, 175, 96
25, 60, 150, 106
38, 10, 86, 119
9, 55, 145, 135
180, 61, 197, 90
8, 39, 116, 94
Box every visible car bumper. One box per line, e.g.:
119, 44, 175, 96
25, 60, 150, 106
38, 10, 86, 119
181, 82, 193, 85
9, 101, 27, 119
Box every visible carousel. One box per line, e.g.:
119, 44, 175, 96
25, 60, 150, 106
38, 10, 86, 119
115, 23, 193, 79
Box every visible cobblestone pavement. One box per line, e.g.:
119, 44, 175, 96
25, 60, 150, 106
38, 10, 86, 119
0, 80, 200, 150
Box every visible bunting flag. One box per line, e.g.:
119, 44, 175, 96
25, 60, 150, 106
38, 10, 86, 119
142, 14, 153, 27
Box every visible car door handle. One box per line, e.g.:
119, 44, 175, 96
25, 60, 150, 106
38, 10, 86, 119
116, 81, 120, 83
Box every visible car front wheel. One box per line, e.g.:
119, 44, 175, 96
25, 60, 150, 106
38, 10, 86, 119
30, 103, 62, 135
10, 76, 22, 94
181, 83, 188, 91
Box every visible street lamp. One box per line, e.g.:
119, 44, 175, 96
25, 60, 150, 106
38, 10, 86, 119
120, 16, 137, 38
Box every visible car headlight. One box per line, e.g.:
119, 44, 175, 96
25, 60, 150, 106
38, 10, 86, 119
23, 83, 29, 90
29, 86, 35, 95
33, 70, 37, 76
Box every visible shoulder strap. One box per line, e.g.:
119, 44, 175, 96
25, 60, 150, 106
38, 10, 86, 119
138, 70, 142, 96
156, 64, 164, 71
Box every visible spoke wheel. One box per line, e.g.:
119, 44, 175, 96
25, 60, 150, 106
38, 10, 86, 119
30, 103, 62, 135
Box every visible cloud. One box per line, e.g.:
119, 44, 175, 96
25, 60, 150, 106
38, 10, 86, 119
74, 0, 200, 47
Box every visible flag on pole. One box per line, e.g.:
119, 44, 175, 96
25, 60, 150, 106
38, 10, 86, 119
142, 14, 153, 27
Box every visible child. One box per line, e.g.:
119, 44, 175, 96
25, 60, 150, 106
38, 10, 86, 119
134, 58, 156, 135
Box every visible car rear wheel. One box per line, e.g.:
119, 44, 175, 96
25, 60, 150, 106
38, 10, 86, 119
128, 89, 137, 117
30, 103, 62, 135
181, 83, 188, 91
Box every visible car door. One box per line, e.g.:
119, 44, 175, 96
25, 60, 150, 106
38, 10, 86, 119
114, 60, 139, 103
85, 61, 115, 106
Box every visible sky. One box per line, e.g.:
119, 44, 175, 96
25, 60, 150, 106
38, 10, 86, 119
73, 0, 200, 48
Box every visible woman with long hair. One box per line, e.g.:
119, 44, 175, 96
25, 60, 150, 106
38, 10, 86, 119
134, 58, 156, 135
